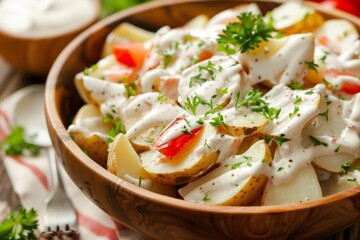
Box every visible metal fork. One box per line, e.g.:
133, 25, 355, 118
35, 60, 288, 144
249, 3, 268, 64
41, 149, 79, 239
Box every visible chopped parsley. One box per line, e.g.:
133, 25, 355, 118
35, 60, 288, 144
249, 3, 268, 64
290, 82, 305, 90
217, 12, 273, 54
209, 112, 228, 130
308, 135, 328, 147
121, 78, 137, 97
189, 61, 217, 87
184, 94, 222, 116
181, 128, 192, 136
203, 194, 211, 202
219, 87, 228, 95
234, 90, 280, 120
274, 136, 291, 146
145, 138, 155, 144
319, 50, 330, 63
319, 108, 329, 121
138, 176, 143, 187
305, 61, 319, 73
189, 73, 208, 87
107, 118, 126, 143
341, 162, 353, 175
83, 63, 99, 76
289, 105, 299, 119
293, 96, 302, 105
347, 178, 358, 185
334, 145, 340, 153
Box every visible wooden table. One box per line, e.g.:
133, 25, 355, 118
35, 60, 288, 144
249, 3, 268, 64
1, 55, 360, 239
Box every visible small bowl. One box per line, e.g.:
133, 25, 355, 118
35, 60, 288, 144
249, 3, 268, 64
0, 0, 100, 77
45, 0, 360, 239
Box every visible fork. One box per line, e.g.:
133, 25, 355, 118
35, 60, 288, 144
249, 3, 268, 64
41, 150, 79, 239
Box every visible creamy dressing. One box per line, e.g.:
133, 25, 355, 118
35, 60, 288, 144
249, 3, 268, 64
0, 0, 97, 35
123, 92, 183, 140
241, 33, 314, 86
178, 55, 250, 116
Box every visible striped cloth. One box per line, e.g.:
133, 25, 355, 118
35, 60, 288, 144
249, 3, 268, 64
0, 84, 144, 240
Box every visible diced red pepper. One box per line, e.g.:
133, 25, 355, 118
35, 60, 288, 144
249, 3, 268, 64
198, 50, 213, 63
113, 43, 147, 68
324, 69, 360, 94
339, 81, 360, 94
151, 117, 202, 160
309, 0, 360, 17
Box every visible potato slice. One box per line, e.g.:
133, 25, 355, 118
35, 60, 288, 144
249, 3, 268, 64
74, 75, 127, 106
123, 92, 183, 150
315, 19, 359, 54
130, 126, 163, 153
68, 104, 113, 168
102, 22, 155, 57
178, 55, 251, 116
322, 171, 360, 196
240, 33, 314, 86
179, 140, 272, 206
184, 14, 209, 29
313, 153, 354, 173
266, 1, 324, 34
216, 107, 268, 137
264, 84, 323, 137
108, 133, 177, 197
141, 123, 241, 185
262, 164, 322, 205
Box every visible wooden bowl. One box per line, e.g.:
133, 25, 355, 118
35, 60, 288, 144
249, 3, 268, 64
45, 0, 360, 239
0, 0, 100, 77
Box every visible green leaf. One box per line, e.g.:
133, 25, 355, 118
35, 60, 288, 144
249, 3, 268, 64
217, 12, 273, 54
1, 126, 40, 156
0, 207, 39, 240
100, 0, 151, 18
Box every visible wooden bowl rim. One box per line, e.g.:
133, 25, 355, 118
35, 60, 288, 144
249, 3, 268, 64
46, 0, 360, 215
0, 0, 101, 40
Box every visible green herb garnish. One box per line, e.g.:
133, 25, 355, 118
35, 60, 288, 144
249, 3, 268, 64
0, 207, 38, 240
305, 61, 319, 73
308, 135, 328, 147
107, 118, 126, 143
217, 12, 273, 54
1, 126, 40, 156
341, 162, 353, 175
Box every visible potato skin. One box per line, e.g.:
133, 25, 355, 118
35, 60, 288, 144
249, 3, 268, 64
72, 132, 108, 168
144, 151, 219, 185
221, 175, 268, 206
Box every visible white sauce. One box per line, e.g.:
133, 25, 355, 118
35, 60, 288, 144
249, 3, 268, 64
0, 0, 97, 35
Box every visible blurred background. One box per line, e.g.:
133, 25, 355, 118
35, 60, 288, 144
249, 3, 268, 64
100, 0, 152, 18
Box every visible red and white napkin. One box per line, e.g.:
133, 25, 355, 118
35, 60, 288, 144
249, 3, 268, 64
0, 84, 144, 240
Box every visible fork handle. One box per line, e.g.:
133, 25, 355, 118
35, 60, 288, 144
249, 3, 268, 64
46, 147, 66, 193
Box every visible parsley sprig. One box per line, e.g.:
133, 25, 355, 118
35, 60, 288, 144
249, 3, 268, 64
184, 95, 222, 116
0, 207, 38, 240
1, 126, 40, 156
217, 12, 273, 54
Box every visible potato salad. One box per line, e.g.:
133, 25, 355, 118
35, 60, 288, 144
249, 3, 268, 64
68, 1, 360, 206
